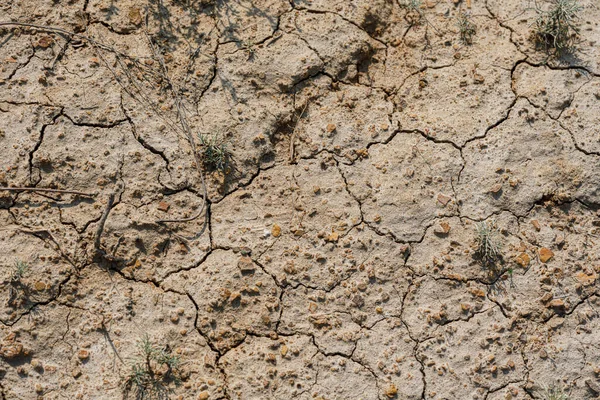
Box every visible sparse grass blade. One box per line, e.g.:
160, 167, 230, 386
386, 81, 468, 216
533, 0, 582, 56
457, 12, 476, 44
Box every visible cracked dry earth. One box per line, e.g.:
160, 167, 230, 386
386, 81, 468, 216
1, 0, 600, 399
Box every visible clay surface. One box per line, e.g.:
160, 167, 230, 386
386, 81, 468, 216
1, 0, 600, 399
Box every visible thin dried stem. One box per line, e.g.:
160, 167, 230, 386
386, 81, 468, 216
143, 28, 209, 231
0, 22, 147, 60
94, 183, 123, 254
0, 187, 96, 197
289, 101, 309, 163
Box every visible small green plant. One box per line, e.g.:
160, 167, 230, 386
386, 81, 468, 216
475, 220, 501, 263
123, 335, 181, 400
240, 39, 256, 58
539, 385, 569, 400
198, 133, 231, 171
399, 0, 424, 23
11, 260, 29, 283
399, 0, 422, 10
457, 12, 476, 44
533, 0, 583, 56
5, 260, 31, 309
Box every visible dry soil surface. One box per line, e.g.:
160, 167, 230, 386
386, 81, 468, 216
1, 0, 600, 399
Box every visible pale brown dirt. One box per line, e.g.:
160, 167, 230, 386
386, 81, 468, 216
1, 0, 600, 399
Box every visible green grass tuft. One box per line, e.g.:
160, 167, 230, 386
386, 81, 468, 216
198, 133, 231, 172
123, 335, 181, 400
533, 0, 582, 56
539, 385, 570, 400
457, 12, 476, 44
475, 220, 501, 263
11, 260, 29, 283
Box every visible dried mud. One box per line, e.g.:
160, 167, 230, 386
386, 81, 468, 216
1, 0, 600, 399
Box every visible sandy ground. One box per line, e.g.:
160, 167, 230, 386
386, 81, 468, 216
1, 0, 600, 399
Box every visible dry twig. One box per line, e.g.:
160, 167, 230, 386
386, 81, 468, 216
0, 187, 96, 197
289, 101, 309, 164
143, 28, 209, 231
94, 183, 123, 255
